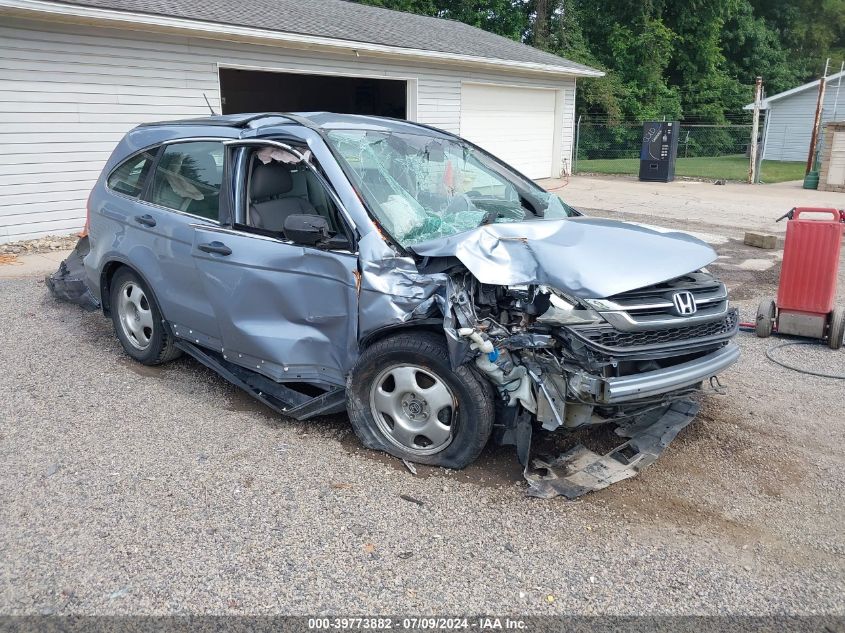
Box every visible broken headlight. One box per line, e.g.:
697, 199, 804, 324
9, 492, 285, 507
505, 284, 550, 317
538, 288, 605, 326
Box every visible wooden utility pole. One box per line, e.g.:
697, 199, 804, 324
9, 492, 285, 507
749, 76, 763, 184
806, 58, 830, 175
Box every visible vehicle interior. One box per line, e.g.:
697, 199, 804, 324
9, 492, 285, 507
243, 149, 344, 240
148, 144, 224, 220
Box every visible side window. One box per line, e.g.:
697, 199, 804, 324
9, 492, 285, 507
244, 149, 345, 238
147, 141, 224, 221
107, 149, 156, 198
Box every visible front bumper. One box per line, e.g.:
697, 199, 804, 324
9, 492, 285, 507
594, 342, 740, 404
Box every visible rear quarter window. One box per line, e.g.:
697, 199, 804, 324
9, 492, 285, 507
107, 149, 157, 198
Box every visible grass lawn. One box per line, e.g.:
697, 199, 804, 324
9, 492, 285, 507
575, 154, 806, 183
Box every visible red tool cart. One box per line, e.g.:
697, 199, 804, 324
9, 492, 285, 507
756, 207, 845, 349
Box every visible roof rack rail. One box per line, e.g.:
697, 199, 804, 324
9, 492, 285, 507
279, 113, 321, 131
239, 113, 297, 128
137, 112, 298, 129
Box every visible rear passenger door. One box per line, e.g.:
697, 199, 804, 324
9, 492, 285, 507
107, 140, 226, 349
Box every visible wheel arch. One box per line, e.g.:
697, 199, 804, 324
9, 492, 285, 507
100, 259, 166, 322
359, 319, 445, 351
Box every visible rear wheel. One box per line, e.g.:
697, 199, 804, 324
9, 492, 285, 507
828, 308, 845, 350
755, 298, 776, 338
110, 267, 181, 365
347, 331, 494, 469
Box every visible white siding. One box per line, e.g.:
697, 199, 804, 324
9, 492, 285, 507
560, 82, 576, 175
763, 80, 845, 162
0, 17, 577, 243
827, 130, 845, 185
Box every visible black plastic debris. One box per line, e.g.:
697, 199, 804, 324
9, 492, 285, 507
399, 494, 425, 506
45, 236, 100, 311
524, 399, 700, 499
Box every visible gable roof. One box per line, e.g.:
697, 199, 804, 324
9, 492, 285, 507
1, 0, 604, 77
744, 70, 845, 110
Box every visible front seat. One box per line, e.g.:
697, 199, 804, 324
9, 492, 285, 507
249, 161, 318, 232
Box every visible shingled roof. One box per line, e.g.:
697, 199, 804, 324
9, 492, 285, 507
48, 0, 602, 76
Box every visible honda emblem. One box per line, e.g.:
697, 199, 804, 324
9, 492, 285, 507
672, 291, 697, 315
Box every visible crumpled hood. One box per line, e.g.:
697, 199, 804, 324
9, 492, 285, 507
409, 217, 717, 299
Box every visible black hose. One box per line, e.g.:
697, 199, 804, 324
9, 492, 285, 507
765, 341, 845, 379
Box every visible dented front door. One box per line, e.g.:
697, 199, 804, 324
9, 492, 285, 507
190, 226, 359, 387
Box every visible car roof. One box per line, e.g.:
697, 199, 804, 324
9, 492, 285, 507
137, 112, 452, 137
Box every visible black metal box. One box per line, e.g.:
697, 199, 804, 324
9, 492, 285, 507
639, 121, 679, 182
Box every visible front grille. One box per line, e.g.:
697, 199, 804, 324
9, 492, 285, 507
571, 309, 738, 351
588, 272, 729, 330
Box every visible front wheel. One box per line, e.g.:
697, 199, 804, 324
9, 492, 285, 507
346, 331, 495, 469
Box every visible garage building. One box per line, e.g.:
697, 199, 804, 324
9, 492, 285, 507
0, 0, 602, 243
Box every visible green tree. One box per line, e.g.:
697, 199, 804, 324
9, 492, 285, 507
552, 0, 681, 120
750, 0, 845, 80
357, 0, 527, 40
660, 0, 741, 121
355, 0, 438, 14
721, 0, 798, 97
351, 0, 845, 122
526, 0, 623, 118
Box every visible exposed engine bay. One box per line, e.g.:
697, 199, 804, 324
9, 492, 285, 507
434, 269, 739, 498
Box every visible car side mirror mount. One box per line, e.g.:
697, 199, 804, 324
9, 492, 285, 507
283, 214, 330, 246
325, 234, 352, 251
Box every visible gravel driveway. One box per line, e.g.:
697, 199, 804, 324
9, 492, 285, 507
1, 232, 843, 616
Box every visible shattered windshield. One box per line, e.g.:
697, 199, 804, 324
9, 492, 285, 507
326, 129, 575, 246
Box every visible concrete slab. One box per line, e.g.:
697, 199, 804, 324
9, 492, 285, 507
540, 175, 844, 237
680, 230, 730, 245
736, 258, 776, 271
0, 250, 70, 278
744, 232, 778, 249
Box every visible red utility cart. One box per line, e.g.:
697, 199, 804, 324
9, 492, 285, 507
756, 207, 845, 349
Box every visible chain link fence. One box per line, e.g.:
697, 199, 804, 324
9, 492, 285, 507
572, 117, 805, 183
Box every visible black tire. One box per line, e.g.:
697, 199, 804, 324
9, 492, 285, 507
755, 298, 776, 338
109, 267, 181, 365
828, 308, 845, 350
346, 331, 495, 469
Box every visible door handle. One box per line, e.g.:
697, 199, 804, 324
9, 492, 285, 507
198, 241, 232, 256
134, 214, 156, 227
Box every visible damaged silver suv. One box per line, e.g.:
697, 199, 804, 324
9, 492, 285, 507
52, 113, 739, 497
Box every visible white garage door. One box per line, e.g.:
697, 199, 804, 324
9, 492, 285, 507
459, 83, 558, 179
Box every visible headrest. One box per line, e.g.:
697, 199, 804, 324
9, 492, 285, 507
192, 153, 220, 186
251, 161, 293, 200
